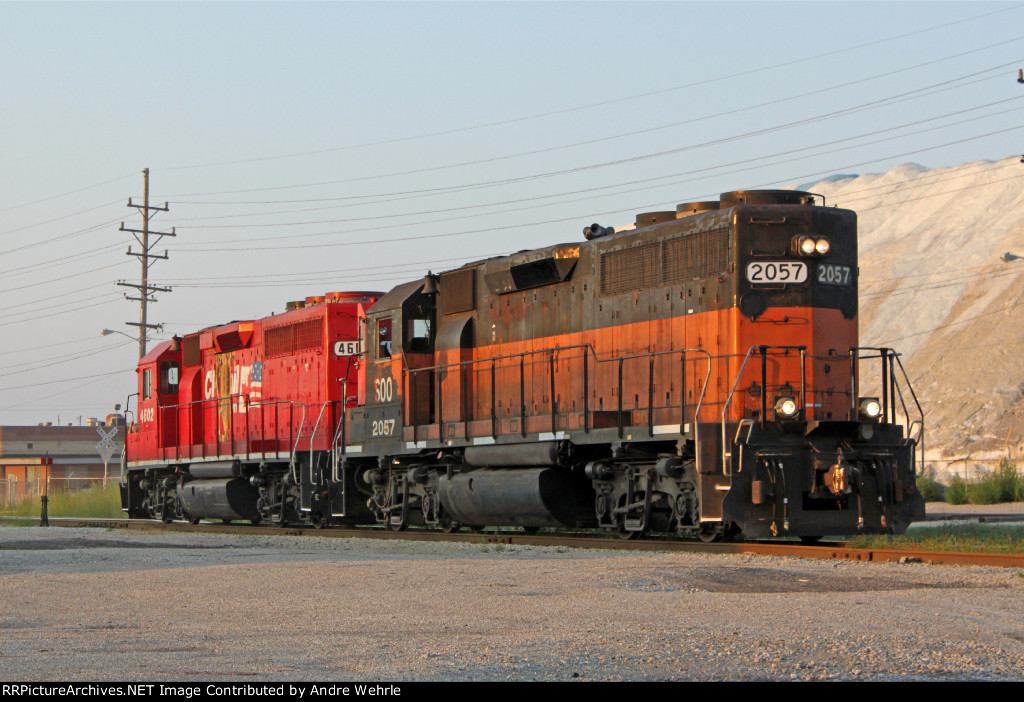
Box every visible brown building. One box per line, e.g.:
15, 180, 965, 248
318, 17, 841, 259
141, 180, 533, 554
0, 418, 125, 506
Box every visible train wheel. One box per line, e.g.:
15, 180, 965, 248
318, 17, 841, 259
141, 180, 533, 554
697, 526, 724, 543
617, 522, 642, 540
439, 513, 460, 533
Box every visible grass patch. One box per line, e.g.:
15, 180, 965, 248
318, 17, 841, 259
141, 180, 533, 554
968, 461, 1024, 504
945, 475, 969, 505
917, 470, 946, 502
850, 523, 1024, 554
0, 482, 124, 521
940, 459, 1024, 506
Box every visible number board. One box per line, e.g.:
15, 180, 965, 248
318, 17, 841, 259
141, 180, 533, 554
745, 261, 808, 284
816, 263, 852, 286
333, 340, 363, 356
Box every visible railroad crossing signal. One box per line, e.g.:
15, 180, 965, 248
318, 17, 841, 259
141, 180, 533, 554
96, 425, 119, 485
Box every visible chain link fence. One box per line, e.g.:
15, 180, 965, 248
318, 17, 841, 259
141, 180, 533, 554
1, 477, 107, 508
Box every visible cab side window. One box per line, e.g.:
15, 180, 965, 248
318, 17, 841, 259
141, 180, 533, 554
377, 318, 392, 359
142, 368, 152, 399
160, 362, 180, 394
406, 317, 432, 353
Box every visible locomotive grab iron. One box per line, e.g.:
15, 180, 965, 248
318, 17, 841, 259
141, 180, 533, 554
120, 189, 926, 540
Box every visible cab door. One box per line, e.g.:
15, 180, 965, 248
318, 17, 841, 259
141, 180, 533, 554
158, 360, 180, 452
136, 363, 160, 458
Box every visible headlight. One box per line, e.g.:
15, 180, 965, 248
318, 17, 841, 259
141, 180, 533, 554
774, 396, 799, 419
795, 235, 830, 257
858, 397, 882, 422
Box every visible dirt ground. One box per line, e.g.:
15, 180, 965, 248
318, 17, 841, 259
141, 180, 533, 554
1, 526, 1022, 682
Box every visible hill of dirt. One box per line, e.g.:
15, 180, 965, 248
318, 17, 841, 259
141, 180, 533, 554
807, 156, 1024, 479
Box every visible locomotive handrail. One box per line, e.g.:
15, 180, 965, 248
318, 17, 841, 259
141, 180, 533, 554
157, 393, 246, 460
154, 395, 308, 466
721, 345, 807, 476
307, 401, 334, 486
888, 351, 926, 477
331, 380, 349, 484
119, 392, 137, 487
404, 342, 711, 442
850, 347, 925, 473
722, 345, 927, 477
289, 403, 308, 480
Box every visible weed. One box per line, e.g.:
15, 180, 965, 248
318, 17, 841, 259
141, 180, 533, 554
851, 523, 1024, 554
917, 476, 946, 502
967, 460, 1023, 505
0, 482, 123, 520
945, 475, 969, 505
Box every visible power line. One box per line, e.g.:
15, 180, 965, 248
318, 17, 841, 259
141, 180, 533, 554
161, 60, 1020, 200
0, 172, 136, 214
0, 287, 115, 320
0, 260, 130, 296
155, 4, 1024, 173
878, 299, 1024, 346
169, 126, 1024, 254
169, 96, 1024, 233
0, 339, 136, 377
861, 264, 1022, 300
0, 368, 128, 392
0, 244, 125, 281
0, 217, 125, 258
0, 296, 122, 328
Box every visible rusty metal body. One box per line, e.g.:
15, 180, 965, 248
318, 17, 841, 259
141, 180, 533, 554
121, 190, 925, 539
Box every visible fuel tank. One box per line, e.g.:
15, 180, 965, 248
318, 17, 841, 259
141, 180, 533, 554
177, 477, 261, 522
438, 467, 596, 528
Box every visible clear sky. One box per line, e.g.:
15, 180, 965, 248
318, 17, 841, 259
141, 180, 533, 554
1, 1, 1022, 426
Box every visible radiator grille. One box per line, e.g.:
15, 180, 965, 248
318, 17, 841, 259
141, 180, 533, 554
662, 228, 730, 281
599, 241, 660, 295
182, 335, 201, 366
439, 267, 476, 315
600, 228, 729, 295
264, 319, 323, 357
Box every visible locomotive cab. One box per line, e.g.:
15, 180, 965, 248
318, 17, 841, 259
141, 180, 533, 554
131, 340, 182, 456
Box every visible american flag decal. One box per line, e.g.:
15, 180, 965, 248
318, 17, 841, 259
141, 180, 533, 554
250, 361, 263, 405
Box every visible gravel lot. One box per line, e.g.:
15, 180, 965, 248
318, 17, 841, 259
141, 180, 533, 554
1, 526, 1023, 682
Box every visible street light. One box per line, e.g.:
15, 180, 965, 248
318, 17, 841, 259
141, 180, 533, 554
101, 328, 156, 360
100, 328, 136, 341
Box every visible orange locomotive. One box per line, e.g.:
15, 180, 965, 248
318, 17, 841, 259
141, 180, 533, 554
122, 189, 925, 539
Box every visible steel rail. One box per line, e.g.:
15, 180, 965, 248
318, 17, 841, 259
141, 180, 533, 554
11, 517, 1023, 568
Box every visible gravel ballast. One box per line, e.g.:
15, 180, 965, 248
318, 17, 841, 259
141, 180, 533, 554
1, 526, 1022, 682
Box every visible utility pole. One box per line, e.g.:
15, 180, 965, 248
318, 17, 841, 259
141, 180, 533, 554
117, 168, 174, 360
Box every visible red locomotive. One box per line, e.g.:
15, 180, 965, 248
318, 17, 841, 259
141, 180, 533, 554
121, 189, 925, 540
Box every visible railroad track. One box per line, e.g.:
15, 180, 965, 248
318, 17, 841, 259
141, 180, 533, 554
7, 516, 1023, 568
